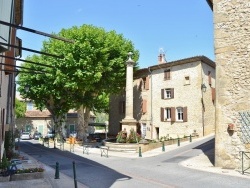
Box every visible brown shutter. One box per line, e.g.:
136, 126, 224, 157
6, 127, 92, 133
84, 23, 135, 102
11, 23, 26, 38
15, 37, 22, 57
164, 69, 170, 80
208, 71, 212, 86
161, 89, 164, 99
171, 107, 175, 122
161, 108, 164, 121
183, 107, 188, 122
142, 100, 147, 113
145, 76, 149, 90
15, 0, 24, 25
5, 28, 16, 74
211, 87, 216, 102
171, 88, 174, 98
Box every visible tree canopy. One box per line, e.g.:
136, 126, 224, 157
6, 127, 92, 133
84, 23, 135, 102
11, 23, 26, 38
15, 98, 26, 118
18, 24, 139, 124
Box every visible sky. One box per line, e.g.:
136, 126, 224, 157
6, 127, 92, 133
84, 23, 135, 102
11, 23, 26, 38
17, 0, 214, 69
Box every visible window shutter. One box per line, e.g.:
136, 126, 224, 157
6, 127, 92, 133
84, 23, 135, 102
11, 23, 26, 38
171, 107, 175, 122
5, 28, 16, 74
145, 76, 149, 90
211, 87, 216, 102
161, 108, 164, 122
208, 71, 212, 86
15, 37, 22, 57
164, 69, 170, 80
183, 107, 188, 122
171, 88, 174, 98
161, 89, 164, 99
142, 100, 147, 113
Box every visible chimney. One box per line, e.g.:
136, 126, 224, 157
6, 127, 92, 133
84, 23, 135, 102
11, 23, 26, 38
158, 48, 167, 64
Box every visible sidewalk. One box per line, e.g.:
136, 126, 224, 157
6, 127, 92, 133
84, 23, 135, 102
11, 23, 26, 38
0, 134, 249, 187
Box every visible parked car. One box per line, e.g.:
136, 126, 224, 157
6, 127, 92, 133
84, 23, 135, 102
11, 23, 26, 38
46, 131, 55, 138
33, 132, 42, 140
20, 132, 31, 140
69, 131, 77, 138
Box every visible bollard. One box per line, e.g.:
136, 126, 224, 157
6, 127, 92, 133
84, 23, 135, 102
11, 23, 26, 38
162, 141, 165, 152
189, 134, 192, 142
73, 161, 78, 188
55, 162, 60, 179
177, 138, 180, 146
139, 147, 142, 157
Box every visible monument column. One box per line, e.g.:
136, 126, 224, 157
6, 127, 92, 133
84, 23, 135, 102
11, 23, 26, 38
121, 52, 137, 133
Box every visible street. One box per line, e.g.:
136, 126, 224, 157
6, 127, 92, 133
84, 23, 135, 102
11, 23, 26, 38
19, 137, 250, 188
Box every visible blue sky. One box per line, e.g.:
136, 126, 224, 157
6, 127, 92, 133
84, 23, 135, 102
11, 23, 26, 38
17, 0, 214, 68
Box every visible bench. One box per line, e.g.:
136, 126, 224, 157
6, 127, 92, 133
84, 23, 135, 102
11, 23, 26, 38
83, 145, 91, 154
100, 146, 109, 157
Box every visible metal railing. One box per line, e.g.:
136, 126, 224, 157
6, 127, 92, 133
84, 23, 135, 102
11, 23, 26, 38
240, 151, 250, 174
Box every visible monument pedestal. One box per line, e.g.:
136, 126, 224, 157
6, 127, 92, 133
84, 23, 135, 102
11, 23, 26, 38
121, 117, 137, 135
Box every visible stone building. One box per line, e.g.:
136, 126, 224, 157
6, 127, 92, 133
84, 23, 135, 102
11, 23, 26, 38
0, 0, 23, 159
109, 55, 216, 140
15, 96, 96, 138
207, 0, 250, 169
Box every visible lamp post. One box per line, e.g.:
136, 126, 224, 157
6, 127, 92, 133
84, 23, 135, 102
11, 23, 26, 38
201, 83, 206, 136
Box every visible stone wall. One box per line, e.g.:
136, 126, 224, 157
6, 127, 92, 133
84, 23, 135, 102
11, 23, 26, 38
213, 0, 250, 168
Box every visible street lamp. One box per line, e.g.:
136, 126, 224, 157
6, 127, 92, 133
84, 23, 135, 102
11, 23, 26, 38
201, 83, 207, 92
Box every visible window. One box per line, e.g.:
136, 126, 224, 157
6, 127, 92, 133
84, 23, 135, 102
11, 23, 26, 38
165, 108, 171, 120
27, 102, 33, 110
141, 77, 149, 90
161, 88, 174, 99
160, 107, 175, 122
184, 76, 190, 85
164, 69, 170, 80
176, 107, 183, 121
176, 107, 187, 122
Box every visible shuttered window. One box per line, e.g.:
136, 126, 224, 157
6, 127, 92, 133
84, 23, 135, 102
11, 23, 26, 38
5, 28, 16, 74
176, 107, 187, 122
161, 88, 174, 99
164, 69, 170, 80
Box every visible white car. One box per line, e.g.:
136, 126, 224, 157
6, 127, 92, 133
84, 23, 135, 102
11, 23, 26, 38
20, 132, 31, 140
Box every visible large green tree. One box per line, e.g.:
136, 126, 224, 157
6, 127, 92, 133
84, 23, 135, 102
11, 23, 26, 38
18, 24, 139, 138
15, 98, 26, 118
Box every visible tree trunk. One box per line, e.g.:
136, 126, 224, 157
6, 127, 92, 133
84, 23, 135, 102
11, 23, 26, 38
77, 106, 91, 142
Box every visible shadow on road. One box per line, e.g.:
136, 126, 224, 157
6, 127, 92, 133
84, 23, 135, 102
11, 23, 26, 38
193, 138, 215, 165
19, 141, 131, 188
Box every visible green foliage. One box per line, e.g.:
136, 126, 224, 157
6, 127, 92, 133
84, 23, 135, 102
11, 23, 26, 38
116, 130, 127, 143
95, 112, 108, 123
18, 24, 139, 128
15, 98, 26, 118
116, 128, 141, 143
0, 152, 10, 172
127, 129, 141, 143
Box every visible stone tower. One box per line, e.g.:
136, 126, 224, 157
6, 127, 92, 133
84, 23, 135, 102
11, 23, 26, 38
210, 0, 250, 168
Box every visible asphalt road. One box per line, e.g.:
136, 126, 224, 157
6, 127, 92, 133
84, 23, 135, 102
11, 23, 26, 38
19, 137, 250, 188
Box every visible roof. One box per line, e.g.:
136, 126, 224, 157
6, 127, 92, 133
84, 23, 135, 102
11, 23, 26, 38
148, 56, 215, 71
25, 110, 51, 118
206, 0, 213, 10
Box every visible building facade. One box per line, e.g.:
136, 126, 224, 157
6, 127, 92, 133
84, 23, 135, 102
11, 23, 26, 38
207, 0, 250, 169
109, 55, 216, 140
15, 96, 96, 138
0, 0, 23, 159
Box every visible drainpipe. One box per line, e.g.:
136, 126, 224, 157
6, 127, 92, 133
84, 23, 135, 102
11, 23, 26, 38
201, 63, 205, 137
148, 67, 153, 139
